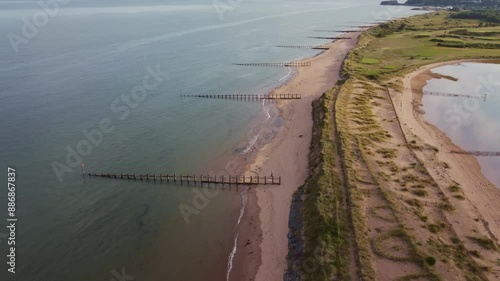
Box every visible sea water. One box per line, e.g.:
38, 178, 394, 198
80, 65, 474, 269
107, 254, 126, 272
0, 1, 423, 280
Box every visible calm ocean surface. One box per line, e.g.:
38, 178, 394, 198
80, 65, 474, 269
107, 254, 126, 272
0, 1, 422, 280
423, 62, 500, 188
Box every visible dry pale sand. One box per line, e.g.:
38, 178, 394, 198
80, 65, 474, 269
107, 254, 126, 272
226, 34, 362, 281
397, 59, 500, 242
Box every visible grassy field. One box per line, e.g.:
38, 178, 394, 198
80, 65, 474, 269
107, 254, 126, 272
344, 12, 500, 81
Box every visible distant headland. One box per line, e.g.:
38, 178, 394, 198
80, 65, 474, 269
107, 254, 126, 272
381, 0, 498, 9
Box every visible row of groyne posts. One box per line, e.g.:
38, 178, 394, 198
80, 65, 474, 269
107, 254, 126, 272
88, 173, 281, 185
88, 24, 381, 186
182, 28, 363, 102
181, 93, 301, 100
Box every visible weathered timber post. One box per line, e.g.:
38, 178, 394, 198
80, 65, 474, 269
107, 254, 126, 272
279, 176, 281, 185
264, 176, 267, 185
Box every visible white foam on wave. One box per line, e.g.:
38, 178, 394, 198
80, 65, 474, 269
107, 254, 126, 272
242, 96, 272, 153
226, 187, 248, 281
279, 67, 292, 82
227, 27, 300, 281
237, 187, 248, 225
226, 233, 239, 281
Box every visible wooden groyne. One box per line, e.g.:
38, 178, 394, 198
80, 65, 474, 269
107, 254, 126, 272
450, 151, 500, 157
88, 173, 281, 185
308, 36, 352, 40
423, 90, 487, 101
181, 93, 301, 100
276, 45, 330, 50
232, 62, 311, 67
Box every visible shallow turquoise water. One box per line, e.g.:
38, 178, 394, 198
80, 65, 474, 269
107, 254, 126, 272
423, 62, 500, 187
0, 1, 423, 280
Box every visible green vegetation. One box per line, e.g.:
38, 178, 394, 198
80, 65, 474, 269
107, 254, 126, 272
343, 12, 500, 81
449, 184, 461, 193
376, 148, 397, 159
336, 82, 438, 280
360, 57, 380, 64
439, 202, 454, 212
340, 11, 497, 281
301, 11, 500, 281
372, 229, 418, 262
335, 83, 377, 281
395, 273, 440, 281
450, 10, 500, 24
302, 88, 351, 281
425, 256, 437, 266
406, 1, 500, 11
427, 224, 442, 234
468, 236, 497, 250
412, 189, 428, 197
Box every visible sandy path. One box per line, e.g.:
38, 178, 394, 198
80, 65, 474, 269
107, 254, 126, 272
233, 34, 362, 281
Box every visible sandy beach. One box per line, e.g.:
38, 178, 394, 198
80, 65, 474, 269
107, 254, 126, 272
227, 33, 362, 281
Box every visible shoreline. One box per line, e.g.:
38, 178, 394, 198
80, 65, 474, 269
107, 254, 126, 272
396, 58, 500, 241
412, 59, 500, 188
227, 24, 500, 281
229, 46, 500, 281
228, 33, 363, 281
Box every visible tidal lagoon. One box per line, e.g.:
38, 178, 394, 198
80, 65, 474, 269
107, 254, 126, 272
422, 62, 500, 187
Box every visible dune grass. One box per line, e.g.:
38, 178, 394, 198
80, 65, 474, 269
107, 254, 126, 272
302, 88, 351, 281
